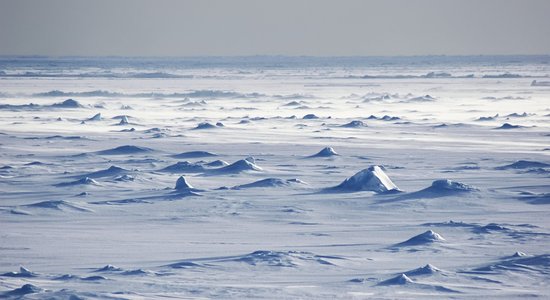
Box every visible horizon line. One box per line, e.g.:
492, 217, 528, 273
1, 54, 550, 60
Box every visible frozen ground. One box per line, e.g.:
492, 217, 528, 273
0, 56, 549, 299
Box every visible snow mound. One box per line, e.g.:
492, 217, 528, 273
114, 174, 135, 182
495, 123, 521, 129
505, 112, 529, 118
55, 177, 99, 187
160, 161, 205, 173
5, 284, 42, 296
118, 115, 129, 125
175, 176, 194, 191
87, 113, 102, 121
283, 100, 303, 106
429, 179, 478, 192
97, 145, 152, 155
94, 264, 122, 272
512, 251, 527, 257
302, 113, 319, 119
331, 165, 400, 193
228, 250, 338, 267
172, 150, 217, 158
368, 115, 401, 121
51, 99, 83, 108
309, 146, 339, 158
82, 165, 129, 178
380, 115, 401, 121
496, 160, 550, 170
407, 95, 435, 102
396, 230, 446, 247
340, 120, 367, 128
214, 157, 263, 173
475, 223, 510, 233
24, 200, 92, 212
404, 264, 442, 276
120, 269, 152, 276
1, 266, 36, 278
168, 261, 203, 269
475, 114, 499, 121
398, 179, 478, 200
233, 178, 304, 189
193, 122, 218, 130
54, 274, 80, 280
378, 274, 414, 285
473, 254, 550, 274
204, 160, 229, 167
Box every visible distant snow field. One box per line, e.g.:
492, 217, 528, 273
0, 56, 549, 299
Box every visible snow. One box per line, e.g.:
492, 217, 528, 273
0, 55, 549, 298
174, 176, 194, 191
308, 146, 339, 158
172, 150, 217, 158
396, 230, 446, 247
331, 165, 400, 193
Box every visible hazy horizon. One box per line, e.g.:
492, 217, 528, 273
1, 0, 550, 57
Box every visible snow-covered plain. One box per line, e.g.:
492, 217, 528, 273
0, 56, 549, 299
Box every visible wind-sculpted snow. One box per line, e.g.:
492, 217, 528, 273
174, 176, 195, 191
376, 273, 460, 293
423, 220, 550, 240
216, 250, 343, 267
193, 122, 223, 130
308, 146, 339, 158
1, 56, 549, 298
496, 160, 550, 170
395, 230, 446, 247
232, 178, 305, 189
302, 113, 319, 119
495, 123, 522, 129
96, 145, 153, 155
518, 192, 550, 205
340, 120, 367, 128
54, 177, 100, 187
395, 179, 478, 200
32, 89, 267, 98
1, 267, 37, 278
0, 99, 84, 110
160, 161, 206, 173
329, 166, 400, 193
80, 165, 131, 178
23, 200, 92, 212
2, 284, 42, 297
404, 264, 443, 276
87, 113, 102, 121
367, 114, 401, 121
377, 273, 414, 285
172, 151, 218, 159
212, 157, 263, 174
471, 254, 550, 275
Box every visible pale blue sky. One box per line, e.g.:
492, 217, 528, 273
1, 0, 549, 56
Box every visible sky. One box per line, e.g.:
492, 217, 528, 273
1, 0, 549, 57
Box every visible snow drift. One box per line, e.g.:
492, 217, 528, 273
395, 230, 446, 247
329, 165, 400, 193
308, 147, 339, 158
212, 157, 263, 174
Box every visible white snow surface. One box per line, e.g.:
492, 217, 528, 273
0, 56, 549, 299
